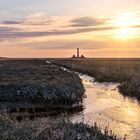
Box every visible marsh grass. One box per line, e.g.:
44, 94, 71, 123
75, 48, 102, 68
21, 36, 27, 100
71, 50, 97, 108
52, 58, 140, 101
0, 110, 120, 140
0, 59, 85, 112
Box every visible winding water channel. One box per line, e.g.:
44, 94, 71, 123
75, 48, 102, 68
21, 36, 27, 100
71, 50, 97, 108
71, 73, 140, 140
47, 61, 140, 140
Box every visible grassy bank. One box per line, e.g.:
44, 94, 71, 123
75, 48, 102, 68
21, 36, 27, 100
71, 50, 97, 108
0, 59, 84, 113
52, 58, 140, 101
0, 111, 118, 140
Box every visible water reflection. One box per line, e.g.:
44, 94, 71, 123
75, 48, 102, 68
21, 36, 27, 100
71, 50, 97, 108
72, 74, 140, 140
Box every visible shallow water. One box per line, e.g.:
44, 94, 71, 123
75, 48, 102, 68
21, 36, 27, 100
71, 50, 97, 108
71, 73, 140, 140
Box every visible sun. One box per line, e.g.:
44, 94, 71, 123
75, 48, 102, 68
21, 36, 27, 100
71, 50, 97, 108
112, 12, 138, 39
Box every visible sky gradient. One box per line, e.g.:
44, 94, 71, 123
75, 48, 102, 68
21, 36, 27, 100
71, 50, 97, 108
0, 0, 140, 58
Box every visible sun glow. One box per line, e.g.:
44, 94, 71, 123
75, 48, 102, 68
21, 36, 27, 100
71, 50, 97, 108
115, 27, 136, 39
113, 13, 137, 27
112, 13, 138, 39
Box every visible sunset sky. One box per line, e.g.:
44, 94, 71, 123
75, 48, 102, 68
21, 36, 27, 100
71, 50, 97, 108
0, 0, 140, 58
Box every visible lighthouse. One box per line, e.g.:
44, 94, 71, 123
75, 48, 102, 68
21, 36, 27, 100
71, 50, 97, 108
72, 48, 85, 58
77, 48, 79, 57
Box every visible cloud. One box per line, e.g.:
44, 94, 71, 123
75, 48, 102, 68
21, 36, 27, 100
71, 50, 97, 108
0, 39, 4, 42
2, 13, 55, 26
0, 26, 117, 39
24, 12, 55, 25
1, 25, 140, 40
0, 13, 140, 40
70, 17, 105, 27
0, 26, 20, 33
2, 20, 21, 24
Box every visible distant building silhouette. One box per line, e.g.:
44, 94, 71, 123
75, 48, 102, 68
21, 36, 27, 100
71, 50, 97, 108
72, 55, 76, 58
72, 48, 85, 58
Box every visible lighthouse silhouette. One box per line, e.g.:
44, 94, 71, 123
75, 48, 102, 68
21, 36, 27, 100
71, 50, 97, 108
77, 48, 79, 57
72, 48, 85, 58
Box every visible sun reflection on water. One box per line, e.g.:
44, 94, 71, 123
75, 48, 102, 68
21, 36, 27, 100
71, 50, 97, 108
72, 74, 140, 140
